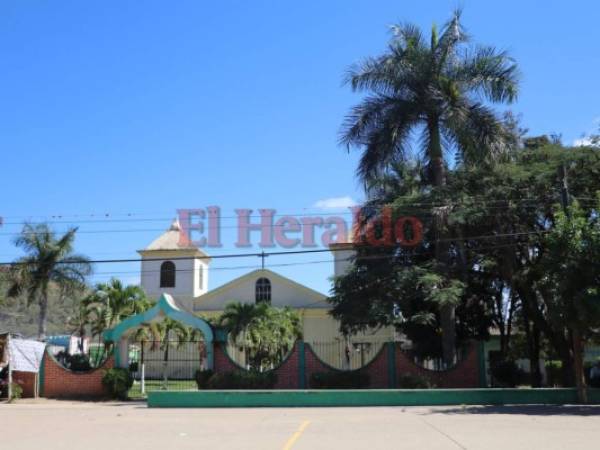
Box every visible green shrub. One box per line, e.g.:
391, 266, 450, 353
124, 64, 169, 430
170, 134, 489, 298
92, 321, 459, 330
9, 383, 23, 402
397, 373, 435, 389
68, 354, 92, 372
195, 369, 214, 389
490, 359, 526, 387
55, 351, 92, 372
545, 360, 563, 387
102, 368, 133, 399
205, 371, 277, 389
309, 371, 370, 389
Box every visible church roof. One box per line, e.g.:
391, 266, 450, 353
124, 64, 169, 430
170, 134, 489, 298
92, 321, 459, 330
139, 219, 210, 257
193, 268, 328, 310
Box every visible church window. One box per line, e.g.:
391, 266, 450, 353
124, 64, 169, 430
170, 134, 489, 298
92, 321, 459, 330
255, 278, 271, 304
160, 261, 176, 288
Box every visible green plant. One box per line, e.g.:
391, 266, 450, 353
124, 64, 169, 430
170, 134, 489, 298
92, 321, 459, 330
205, 371, 277, 389
219, 302, 302, 371
195, 369, 214, 389
55, 351, 92, 372
309, 371, 370, 389
68, 354, 92, 372
7, 223, 91, 339
102, 368, 133, 399
8, 383, 23, 402
545, 360, 563, 387
490, 359, 526, 387
397, 373, 435, 389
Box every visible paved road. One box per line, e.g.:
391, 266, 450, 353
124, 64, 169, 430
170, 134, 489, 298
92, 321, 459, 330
2, 400, 600, 449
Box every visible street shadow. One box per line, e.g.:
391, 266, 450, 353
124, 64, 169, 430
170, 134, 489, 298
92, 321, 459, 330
422, 404, 600, 416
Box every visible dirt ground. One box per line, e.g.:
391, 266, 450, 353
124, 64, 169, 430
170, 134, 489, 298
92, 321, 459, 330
2, 399, 600, 449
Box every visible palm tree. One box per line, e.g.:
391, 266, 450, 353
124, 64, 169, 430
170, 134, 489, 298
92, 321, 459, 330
67, 297, 92, 354
341, 10, 519, 185
220, 302, 302, 370
8, 224, 91, 339
154, 318, 200, 389
340, 11, 519, 364
84, 278, 151, 337
219, 302, 263, 366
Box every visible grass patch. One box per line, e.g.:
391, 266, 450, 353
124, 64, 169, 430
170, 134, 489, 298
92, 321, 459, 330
128, 380, 197, 399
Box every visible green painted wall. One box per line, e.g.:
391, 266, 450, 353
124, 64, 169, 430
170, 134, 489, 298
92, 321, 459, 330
148, 388, 600, 408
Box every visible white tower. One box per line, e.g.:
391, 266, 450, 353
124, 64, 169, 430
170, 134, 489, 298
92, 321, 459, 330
329, 238, 356, 278
138, 219, 210, 310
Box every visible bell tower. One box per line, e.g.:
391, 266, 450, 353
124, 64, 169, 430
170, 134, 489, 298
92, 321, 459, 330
138, 219, 210, 310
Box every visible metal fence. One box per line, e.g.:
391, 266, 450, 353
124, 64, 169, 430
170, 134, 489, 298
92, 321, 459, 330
226, 338, 392, 371
307, 339, 388, 370
127, 340, 206, 397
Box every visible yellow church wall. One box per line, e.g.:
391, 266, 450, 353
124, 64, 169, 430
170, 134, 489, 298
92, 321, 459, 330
195, 307, 395, 369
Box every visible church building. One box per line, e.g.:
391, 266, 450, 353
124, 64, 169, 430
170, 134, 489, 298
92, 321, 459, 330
138, 220, 394, 352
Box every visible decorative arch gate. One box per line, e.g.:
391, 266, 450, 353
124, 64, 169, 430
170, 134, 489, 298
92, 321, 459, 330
103, 294, 214, 395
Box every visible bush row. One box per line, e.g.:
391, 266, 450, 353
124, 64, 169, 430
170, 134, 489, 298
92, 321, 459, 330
196, 370, 277, 389
195, 369, 435, 389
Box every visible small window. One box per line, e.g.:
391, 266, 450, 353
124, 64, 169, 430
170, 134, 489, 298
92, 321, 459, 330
160, 261, 176, 288
255, 278, 271, 304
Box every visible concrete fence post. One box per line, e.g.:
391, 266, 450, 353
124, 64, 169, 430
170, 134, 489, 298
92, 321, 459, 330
298, 341, 306, 389
387, 342, 397, 389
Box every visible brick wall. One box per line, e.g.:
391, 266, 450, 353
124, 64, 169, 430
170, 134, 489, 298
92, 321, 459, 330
214, 340, 481, 389
12, 371, 37, 398
214, 342, 241, 373
304, 343, 390, 388
42, 350, 114, 398
273, 343, 300, 389
395, 343, 480, 388
213, 341, 301, 389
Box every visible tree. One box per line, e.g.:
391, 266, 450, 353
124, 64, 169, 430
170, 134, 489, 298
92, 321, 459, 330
538, 202, 600, 402
340, 10, 519, 363
152, 318, 201, 389
84, 278, 152, 342
219, 302, 264, 366
219, 302, 302, 371
7, 224, 91, 339
331, 142, 600, 382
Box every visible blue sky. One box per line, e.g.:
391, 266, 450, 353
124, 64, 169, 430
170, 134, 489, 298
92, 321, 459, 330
1, 0, 599, 295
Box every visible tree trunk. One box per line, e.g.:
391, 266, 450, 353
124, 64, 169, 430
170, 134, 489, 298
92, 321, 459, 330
428, 117, 455, 366
521, 297, 542, 387
162, 343, 169, 390
572, 329, 587, 403
38, 292, 48, 340
531, 324, 542, 387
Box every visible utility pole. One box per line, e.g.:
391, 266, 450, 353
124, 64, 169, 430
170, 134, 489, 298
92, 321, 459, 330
559, 162, 587, 403
7, 334, 12, 400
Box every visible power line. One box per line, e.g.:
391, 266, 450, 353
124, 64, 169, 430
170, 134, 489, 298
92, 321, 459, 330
0, 229, 550, 267
1, 195, 596, 225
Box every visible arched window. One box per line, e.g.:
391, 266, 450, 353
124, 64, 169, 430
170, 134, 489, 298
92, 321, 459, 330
160, 261, 176, 288
255, 278, 271, 304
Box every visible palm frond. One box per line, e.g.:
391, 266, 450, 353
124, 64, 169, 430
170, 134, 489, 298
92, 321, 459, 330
455, 45, 519, 103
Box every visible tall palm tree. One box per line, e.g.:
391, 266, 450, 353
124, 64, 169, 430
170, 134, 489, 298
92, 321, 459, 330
340, 10, 519, 364
8, 224, 91, 339
341, 10, 519, 185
